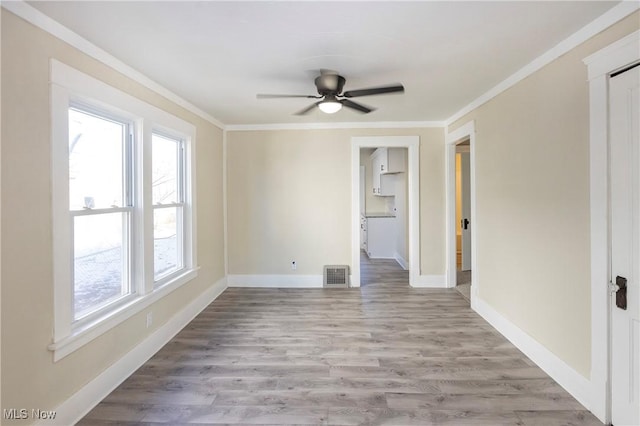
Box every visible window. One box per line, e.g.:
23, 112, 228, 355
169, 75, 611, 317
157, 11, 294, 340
69, 106, 134, 320
50, 60, 197, 360
152, 133, 185, 284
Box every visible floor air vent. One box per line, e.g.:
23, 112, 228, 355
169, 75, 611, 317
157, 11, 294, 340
324, 265, 349, 288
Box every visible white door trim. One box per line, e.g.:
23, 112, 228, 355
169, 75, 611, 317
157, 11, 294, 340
445, 122, 477, 299
351, 136, 420, 287
583, 29, 640, 424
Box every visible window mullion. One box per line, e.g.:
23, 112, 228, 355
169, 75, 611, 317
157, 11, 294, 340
140, 121, 155, 295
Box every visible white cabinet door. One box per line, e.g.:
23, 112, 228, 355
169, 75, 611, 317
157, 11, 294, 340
377, 147, 389, 173
367, 217, 396, 258
371, 153, 381, 195
371, 148, 405, 196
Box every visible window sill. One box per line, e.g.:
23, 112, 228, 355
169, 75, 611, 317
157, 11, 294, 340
48, 268, 199, 362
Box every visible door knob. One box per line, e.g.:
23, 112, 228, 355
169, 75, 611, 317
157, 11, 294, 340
614, 276, 627, 310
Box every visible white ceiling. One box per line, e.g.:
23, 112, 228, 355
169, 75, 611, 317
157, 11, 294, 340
28, 1, 619, 126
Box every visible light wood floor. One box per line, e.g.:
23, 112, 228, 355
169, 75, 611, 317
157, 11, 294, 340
79, 258, 601, 425
456, 270, 472, 303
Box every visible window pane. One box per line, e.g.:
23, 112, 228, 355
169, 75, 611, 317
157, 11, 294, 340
69, 108, 126, 210
74, 212, 129, 319
152, 134, 180, 205
154, 207, 182, 282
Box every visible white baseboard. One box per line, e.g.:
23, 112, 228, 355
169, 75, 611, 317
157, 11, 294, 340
473, 296, 593, 413
42, 277, 228, 426
227, 274, 323, 288
411, 274, 447, 288
394, 253, 409, 270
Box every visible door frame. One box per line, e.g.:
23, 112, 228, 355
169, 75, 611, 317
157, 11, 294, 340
584, 29, 640, 424
445, 121, 477, 298
350, 136, 420, 287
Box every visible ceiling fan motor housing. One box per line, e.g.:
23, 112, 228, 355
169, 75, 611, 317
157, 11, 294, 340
315, 74, 346, 95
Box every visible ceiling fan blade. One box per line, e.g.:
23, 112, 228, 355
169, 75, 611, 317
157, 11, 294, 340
294, 101, 321, 116
340, 99, 374, 114
343, 84, 404, 98
257, 94, 319, 99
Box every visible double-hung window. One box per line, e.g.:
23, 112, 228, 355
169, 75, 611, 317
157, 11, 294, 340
50, 60, 197, 360
152, 132, 186, 285
69, 106, 135, 321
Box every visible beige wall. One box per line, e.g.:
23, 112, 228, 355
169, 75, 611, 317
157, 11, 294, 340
449, 12, 640, 378
227, 128, 445, 276
1, 10, 225, 421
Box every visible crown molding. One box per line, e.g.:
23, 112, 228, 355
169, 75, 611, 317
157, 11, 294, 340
225, 121, 445, 132
1, 0, 226, 130
445, 1, 640, 127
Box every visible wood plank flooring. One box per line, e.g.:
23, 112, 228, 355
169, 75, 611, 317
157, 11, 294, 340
456, 270, 471, 303
79, 257, 601, 425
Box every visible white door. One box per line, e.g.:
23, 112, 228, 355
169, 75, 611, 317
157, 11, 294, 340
460, 152, 472, 271
610, 64, 640, 426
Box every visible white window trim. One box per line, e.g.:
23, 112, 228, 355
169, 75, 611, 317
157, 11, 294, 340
50, 60, 198, 361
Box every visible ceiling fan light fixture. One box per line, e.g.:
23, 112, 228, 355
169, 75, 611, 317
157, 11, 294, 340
318, 100, 342, 114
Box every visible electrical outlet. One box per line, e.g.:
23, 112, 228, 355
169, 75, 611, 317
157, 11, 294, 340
291, 261, 297, 270
146, 312, 153, 328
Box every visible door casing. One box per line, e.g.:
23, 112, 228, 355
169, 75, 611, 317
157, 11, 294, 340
350, 136, 420, 287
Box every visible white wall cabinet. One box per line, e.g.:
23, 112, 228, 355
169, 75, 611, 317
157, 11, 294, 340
366, 216, 396, 258
371, 148, 405, 196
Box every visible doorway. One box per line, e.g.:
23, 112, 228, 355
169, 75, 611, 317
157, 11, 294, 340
350, 136, 420, 288
359, 147, 409, 287
445, 121, 476, 302
455, 141, 472, 302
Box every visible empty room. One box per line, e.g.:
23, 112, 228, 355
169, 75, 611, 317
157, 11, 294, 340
1, 1, 639, 425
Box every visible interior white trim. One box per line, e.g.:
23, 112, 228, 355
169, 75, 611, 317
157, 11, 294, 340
226, 121, 445, 132
474, 296, 593, 414
49, 59, 199, 361
227, 274, 323, 288
351, 136, 420, 288
445, 1, 640, 126
1, 0, 225, 130
411, 275, 447, 288
38, 277, 228, 426
583, 29, 640, 424
445, 121, 477, 300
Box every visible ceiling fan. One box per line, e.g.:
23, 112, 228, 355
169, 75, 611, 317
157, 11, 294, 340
257, 70, 404, 115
